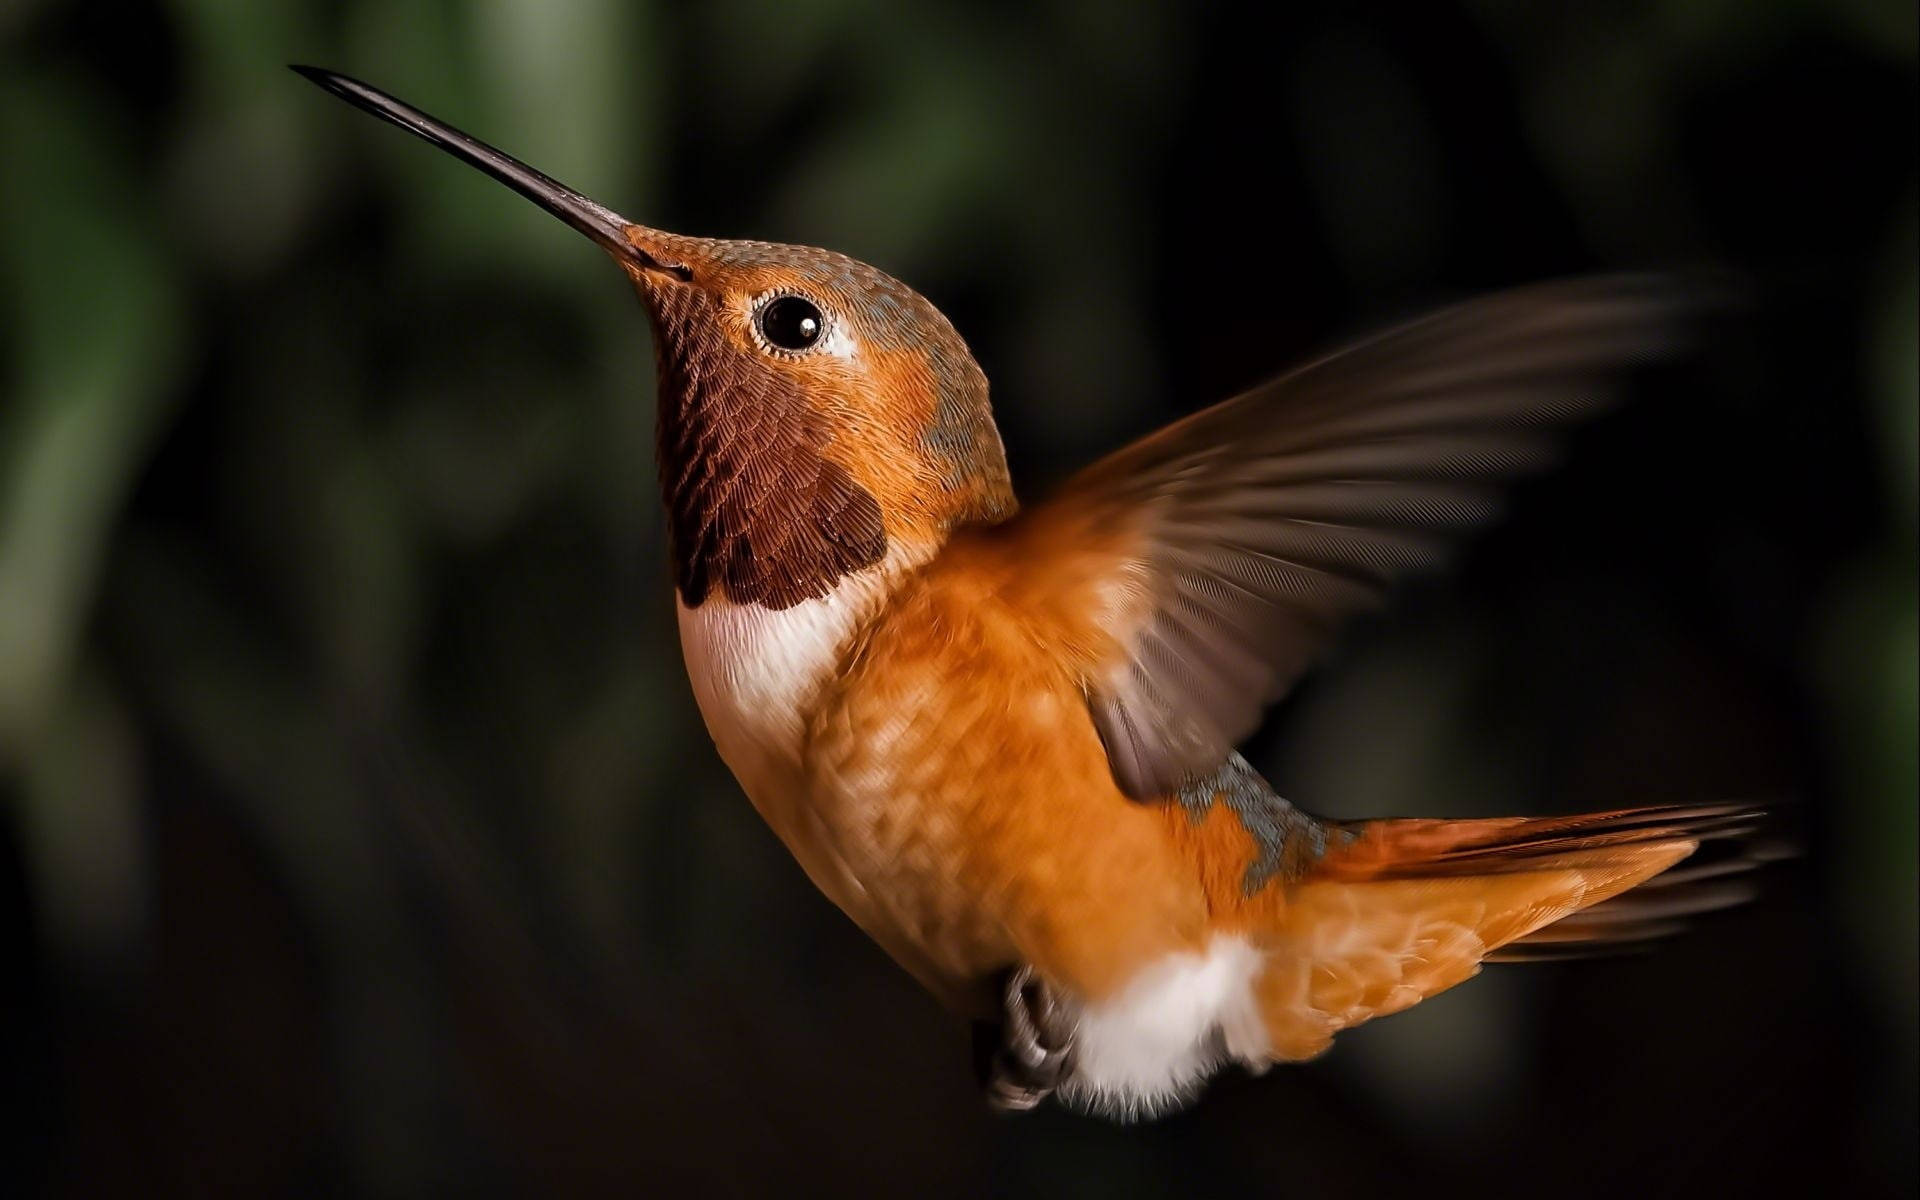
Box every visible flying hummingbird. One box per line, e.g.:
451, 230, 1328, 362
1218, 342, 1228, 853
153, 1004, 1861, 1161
296, 67, 1763, 1120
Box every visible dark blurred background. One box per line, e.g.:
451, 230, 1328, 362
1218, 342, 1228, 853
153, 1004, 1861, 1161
2, 0, 1914, 1196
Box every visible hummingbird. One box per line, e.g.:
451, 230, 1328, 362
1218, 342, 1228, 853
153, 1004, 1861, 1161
297, 68, 1763, 1120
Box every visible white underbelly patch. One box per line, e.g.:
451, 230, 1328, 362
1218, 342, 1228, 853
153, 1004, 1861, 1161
1059, 934, 1270, 1120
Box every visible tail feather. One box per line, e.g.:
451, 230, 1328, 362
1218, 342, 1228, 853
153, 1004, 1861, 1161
1317, 802, 1761, 880
1485, 815, 1786, 961
1251, 802, 1767, 1061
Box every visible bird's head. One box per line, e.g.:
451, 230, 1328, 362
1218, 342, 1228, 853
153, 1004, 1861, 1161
297, 68, 1014, 609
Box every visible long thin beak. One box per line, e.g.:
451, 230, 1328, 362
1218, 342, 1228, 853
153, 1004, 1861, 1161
292, 66, 689, 280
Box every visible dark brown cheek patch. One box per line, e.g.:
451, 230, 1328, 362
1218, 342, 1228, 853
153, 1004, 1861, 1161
652, 293, 886, 611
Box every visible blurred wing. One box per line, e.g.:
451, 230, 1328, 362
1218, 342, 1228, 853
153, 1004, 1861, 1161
1009, 275, 1700, 798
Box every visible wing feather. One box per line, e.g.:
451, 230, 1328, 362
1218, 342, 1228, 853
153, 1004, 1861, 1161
994, 275, 1705, 797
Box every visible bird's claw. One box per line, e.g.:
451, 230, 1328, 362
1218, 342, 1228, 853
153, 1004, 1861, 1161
986, 965, 1075, 1112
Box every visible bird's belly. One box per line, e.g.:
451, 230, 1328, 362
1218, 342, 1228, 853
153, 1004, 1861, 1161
800, 724, 1019, 991
676, 580, 1230, 1013
691, 599, 1278, 1110
799, 616, 1215, 1005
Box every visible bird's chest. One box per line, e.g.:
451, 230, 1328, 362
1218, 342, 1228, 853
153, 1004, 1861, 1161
674, 592, 872, 871
674, 585, 1013, 987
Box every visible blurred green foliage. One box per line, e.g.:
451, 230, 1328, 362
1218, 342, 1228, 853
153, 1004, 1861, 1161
1, 0, 1913, 1195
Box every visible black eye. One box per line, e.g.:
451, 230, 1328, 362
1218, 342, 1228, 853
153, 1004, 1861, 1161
757, 295, 825, 351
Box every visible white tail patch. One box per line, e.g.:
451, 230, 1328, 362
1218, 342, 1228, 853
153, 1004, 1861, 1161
1059, 935, 1268, 1120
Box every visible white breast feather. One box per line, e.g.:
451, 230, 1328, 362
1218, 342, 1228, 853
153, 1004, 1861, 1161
676, 585, 869, 792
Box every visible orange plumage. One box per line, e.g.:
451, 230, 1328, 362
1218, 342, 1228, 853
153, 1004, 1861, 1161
298, 68, 1768, 1120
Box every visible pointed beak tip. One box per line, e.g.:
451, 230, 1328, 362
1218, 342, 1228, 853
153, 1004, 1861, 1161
293, 67, 694, 283
289, 64, 354, 98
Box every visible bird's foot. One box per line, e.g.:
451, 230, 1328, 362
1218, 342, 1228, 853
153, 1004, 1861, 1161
986, 964, 1076, 1113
